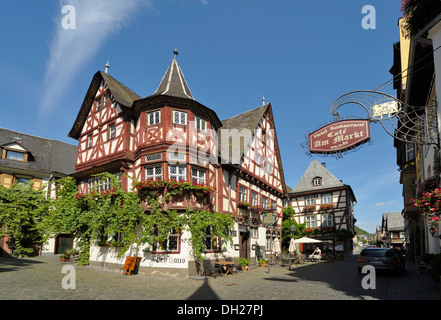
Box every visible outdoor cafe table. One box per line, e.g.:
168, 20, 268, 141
215, 261, 236, 276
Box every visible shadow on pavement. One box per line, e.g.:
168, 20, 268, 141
0, 255, 49, 273
187, 278, 220, 300
264, 255, 440, 300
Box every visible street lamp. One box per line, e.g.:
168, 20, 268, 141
290, 224, 296, 237
428, 227, 441, 239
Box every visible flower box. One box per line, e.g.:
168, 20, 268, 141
303, 205, 316, 212
320, 203, 334, 210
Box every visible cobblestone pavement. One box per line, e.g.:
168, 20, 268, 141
0, 252, 440, 301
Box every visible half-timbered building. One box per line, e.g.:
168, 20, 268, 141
68, 51, 286, 277
286, 160, 356, 257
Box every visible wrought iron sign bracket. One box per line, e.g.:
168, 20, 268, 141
302, 90, 439, 158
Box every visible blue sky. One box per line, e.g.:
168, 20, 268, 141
0, 1, 404, 233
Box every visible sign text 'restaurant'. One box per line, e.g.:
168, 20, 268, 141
309, 119, 370, 153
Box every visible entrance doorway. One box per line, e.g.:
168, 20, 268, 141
239, 232, 249, 259
56, 234, 73, 254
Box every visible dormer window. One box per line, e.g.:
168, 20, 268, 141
5, 150, 25, 161
313, 177, 322, 186
1, 143, 29, 162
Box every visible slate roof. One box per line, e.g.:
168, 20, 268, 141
0, 128, 77, 176
382, 212, 405, 232
100, 71, 141, 107
291, 160, 344, 193
221, 104, 269, 132
152, 51, 194, 100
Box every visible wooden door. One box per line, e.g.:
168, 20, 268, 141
239, 232, 249, 259
56, 234, 73, 254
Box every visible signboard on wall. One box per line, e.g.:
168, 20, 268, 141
261, 211, 279, 227
308, 119, 370, 154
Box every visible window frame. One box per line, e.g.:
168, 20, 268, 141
204, 226, 220, 252
145, 165, 163, 181
239, 186, 247, 202
191, 167, 206, 184
108, 123, 115, 140
262, 197, 268, 209
321, 193, 332, 204
172, 110, 187, 125
4, 149, 26, 161
321, 214, 334, 227
195, 116, 207, 132
87, 134, 93, 149
250, 191, 258, 206
168, 165, 187, 182
405, 143, 415, 162
96, 98, 102, 112
148, 110, 161, 125
305, 195, 315, 206
103, 93, 110, 107
156, 227, 180, 253
305, 216, 317, 228
313, 177, 322, 186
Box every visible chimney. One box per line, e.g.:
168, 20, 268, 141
321, 162, 326, 167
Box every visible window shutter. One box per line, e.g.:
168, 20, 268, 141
1, 173, 13, 188
32, 178, 42, 190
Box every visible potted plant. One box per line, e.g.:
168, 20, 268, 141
258, 258, 268, 267
238, 258, 250, 271
66, 248, 79, 261
59, 253, 70, 262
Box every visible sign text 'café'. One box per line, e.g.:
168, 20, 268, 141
309, 119, 370, 154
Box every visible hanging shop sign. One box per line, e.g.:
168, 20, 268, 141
261, 211, 279, 227
309, 119, 370, 154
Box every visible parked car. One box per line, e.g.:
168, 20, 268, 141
357, 248, 405, 275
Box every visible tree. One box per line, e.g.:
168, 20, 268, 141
281, 206, 305, 247
0, 182, 50, 257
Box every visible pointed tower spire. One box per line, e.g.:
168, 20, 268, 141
153, 50, 194, 100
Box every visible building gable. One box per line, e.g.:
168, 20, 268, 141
68, 71, 140, 140
291, 160, 344, 193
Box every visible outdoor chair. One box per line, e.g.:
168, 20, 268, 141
415, 256, 428, 273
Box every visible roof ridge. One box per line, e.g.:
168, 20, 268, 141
100, 71, 141, 99
221, 103, 269, 122
0, 128, 76, 147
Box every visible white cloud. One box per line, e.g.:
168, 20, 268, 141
39, 0, 147, 117
375, 200, 396, 207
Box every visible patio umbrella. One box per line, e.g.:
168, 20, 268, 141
288, 238, 296, 253
272, 238, 281, 255
292, 237, 322, 244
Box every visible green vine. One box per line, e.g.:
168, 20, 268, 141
48, 173, 234, 265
